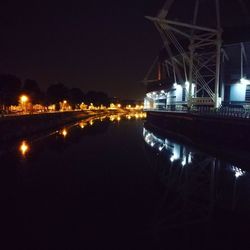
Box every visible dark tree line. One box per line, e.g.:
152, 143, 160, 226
0, 74, 110, 110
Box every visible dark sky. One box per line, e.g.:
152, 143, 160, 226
0, 0, 164, 100
1, 0, 249, 100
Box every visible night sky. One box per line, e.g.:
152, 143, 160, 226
1, 0, 249, 100
0, 0, 164, 100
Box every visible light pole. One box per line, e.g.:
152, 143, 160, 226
19, 95, 29, 114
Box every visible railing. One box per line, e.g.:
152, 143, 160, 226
193, 107, 250, 119
145, 106, 250, 119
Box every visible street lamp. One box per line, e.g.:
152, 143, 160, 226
20, 95, 29, 104
19, 95, 29, 113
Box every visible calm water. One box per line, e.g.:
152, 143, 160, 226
2, 113, 250, 250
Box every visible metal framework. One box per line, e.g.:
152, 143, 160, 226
146, 0, 222, 108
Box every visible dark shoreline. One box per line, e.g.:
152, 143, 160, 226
0, 110, 111, 143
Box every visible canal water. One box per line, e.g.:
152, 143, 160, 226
2, 113, 250, 250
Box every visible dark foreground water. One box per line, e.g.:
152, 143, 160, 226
2, 113, 250, 250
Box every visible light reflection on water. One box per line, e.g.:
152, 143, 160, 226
16, 112, 147, 158
19, 141, 30, 156
142, 124, 250, 248
8, 112, 250, 249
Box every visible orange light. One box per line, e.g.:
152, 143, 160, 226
62, 129, 68, 137
20, 95, 29, 103
19, 141, 29, 156
79, 122, 85, 129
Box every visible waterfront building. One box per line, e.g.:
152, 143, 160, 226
144, 0, 250, 112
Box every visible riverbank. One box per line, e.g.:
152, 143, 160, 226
0, 110, 113, 142
146, 110, 250, 148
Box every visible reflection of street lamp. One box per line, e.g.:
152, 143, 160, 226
19, 140, 29, 156
61, 129, 68, 137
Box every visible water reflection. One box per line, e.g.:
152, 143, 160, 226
19, 141, 29, 156
143, 125, 247, 180
143, 124, 250, 248
79, 122, 86, 129
61, 128, 68, 138
144, 127, 194, 167
15, 112, 146, 157
4, 112, 250, 249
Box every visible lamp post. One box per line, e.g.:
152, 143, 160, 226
19, 95, 29, 114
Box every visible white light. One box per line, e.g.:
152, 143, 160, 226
173, 83, 178, 88
161, 90, 165, 94
232, 166, 245, 178
188, 153, 192, 164
170, 156, 175, 162
181, 158, 186, 166
150, 142, 155, 147
185, 81, 190, 88
240, 78, 250, 85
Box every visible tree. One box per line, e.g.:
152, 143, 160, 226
23, 79, 43, 104
84, 91, 109, 105
46, 83, 69, 107
68, 88, 84, 109
0, 74, 22, 108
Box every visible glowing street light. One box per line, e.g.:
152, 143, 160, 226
20, 95, 29, 104
19, 95, 29, 113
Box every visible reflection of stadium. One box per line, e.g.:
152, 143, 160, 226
144, 0, 250, 112
142, 125, 249, 248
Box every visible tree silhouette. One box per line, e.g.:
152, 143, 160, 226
84, 91, 109, 105
0, 74, 22, 108
46, 83, 69, 104
68, 88, 84, 108
23, 79, 44, 104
